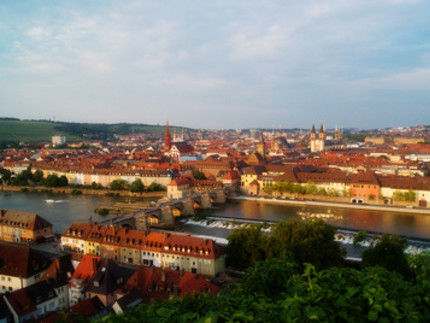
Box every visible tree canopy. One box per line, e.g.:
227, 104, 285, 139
90, 255, 430, 322
110, 179, 129, 191
227, 219, 345, 271
130, 179, 145, 193
362, 233, 413, 279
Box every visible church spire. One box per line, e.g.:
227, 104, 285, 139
164, 119, 172, 152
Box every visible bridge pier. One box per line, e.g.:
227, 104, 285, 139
182, 199, 195, 216
160, 206, 174, 226
213, 189, 226, 203
134, 212, 148, 231
200, 192, 212, 209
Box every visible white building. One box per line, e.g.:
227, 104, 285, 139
52, 135, 66, 147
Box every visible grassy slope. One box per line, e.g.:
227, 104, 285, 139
0, 120, 80, 142
0, 119, 183, 142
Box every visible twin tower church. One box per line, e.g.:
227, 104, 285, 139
310, 124, 343, 153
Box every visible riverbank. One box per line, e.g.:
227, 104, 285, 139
229, 195, 430, 215
0, 185, 165, 199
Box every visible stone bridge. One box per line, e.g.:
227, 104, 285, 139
101, 188, 227, 230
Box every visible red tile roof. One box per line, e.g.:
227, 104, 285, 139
0, 242, 51, 278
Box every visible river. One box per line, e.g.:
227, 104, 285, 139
1, 191, 430, 240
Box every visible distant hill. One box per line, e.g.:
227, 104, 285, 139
0, 119, 181, 144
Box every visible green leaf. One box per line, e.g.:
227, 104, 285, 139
368, 311, 378, 321
156, 307, 174, 318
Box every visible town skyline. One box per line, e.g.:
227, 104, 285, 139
1, 116, 429, 132
1, 0, 430, 129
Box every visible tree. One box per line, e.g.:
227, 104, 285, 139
242, 254, 297, 298
58, 175, 68, 187
405, 190, 416, 202
226, 224, 270, 269
304, 181, 318, 194
110, 179, 128, 190
130, 179, 145, 193
91, 181, 104, 189
192, 170, 206, 180
147, 182, 164, 192
0, 167, 11, 181
362, 233, 412, 279
271, 219, 345, 270
45, 174, 60, 187
33, 170, 44, 183
353, 231, 367, 246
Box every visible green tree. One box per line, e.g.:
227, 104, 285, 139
192, 170, 206, 180
242, 254, 297, 298
110, 179, 128, 190
0, 168, 11, 181
147, 182, 164, 192
130, 179, 145, 193
45, 174, 60, 187
392, 190, 403, 201
58, 175, 68, 187
91, 181, 103, 189
271, 219, 345, 270
405, 190, 416, 202
226, 224, 270, 269
33, 170, 44, 183
362, 233, 412, 279
353, 230, 367, 246
304, 181, 317, 194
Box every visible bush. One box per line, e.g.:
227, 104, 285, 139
362, 233, 413, 279
95, 208, 109, 216
193, 212, 207, 221
71, 189, 82, 195
353, 231, 367, 246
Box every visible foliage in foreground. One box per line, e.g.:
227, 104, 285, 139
93, 257, 430, 323
226, 219, 345, 271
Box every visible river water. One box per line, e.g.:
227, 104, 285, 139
1, 191, 430, 240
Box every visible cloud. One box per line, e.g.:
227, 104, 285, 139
1, 0, 430, 128
27, 26, 51, 40
351, 66, 430, 92
229, 24, 290, 60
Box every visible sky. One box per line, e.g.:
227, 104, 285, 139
1, 0, 429, 130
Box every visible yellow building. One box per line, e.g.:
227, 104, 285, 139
62, 223, 226, 276
0, 210, 52, 243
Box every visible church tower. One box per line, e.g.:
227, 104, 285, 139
334, 125, 342, 140
310, 124, 317, 152
256, 134, 266, 160
164, 120, 172, 153
318, 124, 325, 151
319, 124, 326, 141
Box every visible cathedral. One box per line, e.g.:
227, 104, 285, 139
310, 124, 343, 152
310, 124, 326, 152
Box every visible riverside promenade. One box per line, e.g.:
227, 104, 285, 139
229, 195, 430, 215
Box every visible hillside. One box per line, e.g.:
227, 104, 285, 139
0, 119, 181, 143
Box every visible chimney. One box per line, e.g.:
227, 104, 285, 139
161, 268, 166, 282
173, 284, 179, 296
92, 258, 97, 273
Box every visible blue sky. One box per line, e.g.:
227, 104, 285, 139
1, 0, 429, 129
